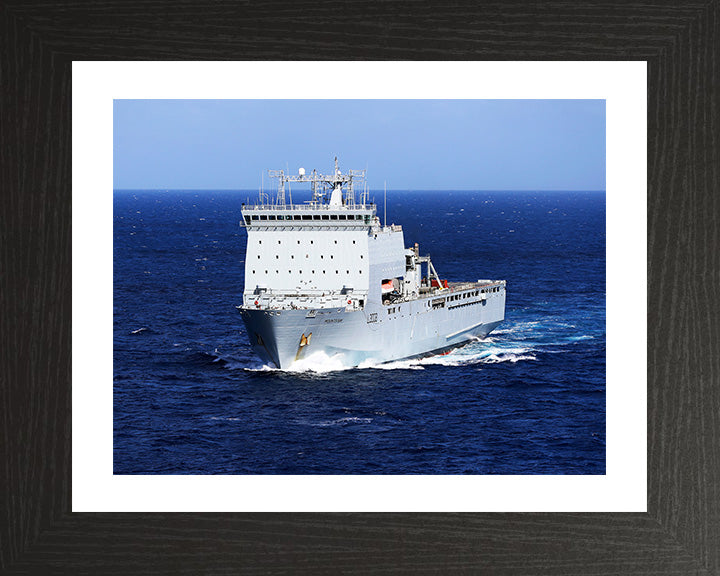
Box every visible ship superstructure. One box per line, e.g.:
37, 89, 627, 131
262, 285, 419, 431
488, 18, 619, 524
238, 158, 506, 369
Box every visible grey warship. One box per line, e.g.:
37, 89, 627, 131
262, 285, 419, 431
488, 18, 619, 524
238, 158, 506, 369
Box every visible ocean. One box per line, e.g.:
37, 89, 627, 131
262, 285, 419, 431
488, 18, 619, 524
113, 190, 605, 475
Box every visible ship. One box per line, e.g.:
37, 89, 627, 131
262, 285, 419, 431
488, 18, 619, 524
237, 158, 506, 369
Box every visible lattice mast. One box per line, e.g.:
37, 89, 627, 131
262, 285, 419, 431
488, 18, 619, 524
266, 157, 367, 208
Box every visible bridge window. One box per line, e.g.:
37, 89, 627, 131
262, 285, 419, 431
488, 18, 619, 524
302, 215, 312, 221
338, 214, 347, 220
322, 215, 329, 220
293, 215, 301, 221
259, 215, 267, 221
251, 215, 259, 221
268, 215, 276, 220
330, 215, 338, 220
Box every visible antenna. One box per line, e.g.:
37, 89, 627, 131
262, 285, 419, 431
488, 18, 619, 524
384, 181, 387, 228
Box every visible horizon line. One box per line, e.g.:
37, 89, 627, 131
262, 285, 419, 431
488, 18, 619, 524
113, 188, 607, 193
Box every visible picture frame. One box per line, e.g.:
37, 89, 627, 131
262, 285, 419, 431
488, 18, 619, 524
2, 1, 717, 573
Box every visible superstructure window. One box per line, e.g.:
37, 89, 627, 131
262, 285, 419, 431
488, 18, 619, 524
338, 215, 347, 220
330, 215, 338, 220
251, 215, 259, 221
302, 215, 312, 221
293, 215, 301, 221
268, 215, 276, 220
259, 215, 267, 221
322, 215, 329, 220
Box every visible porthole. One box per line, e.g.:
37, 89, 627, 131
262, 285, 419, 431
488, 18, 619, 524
257, 255, 260, 259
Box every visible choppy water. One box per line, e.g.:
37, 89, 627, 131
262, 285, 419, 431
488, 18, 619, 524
114, 190, 605, 474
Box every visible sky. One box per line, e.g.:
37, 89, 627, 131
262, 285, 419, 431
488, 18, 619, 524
113, 99, 605, 191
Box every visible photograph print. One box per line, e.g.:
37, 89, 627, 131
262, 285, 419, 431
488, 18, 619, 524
113, 99, 606, 475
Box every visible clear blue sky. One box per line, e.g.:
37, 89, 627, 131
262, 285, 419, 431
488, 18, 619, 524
114, 99, 605, 191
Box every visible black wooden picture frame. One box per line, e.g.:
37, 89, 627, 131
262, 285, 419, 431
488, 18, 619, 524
2, 2, 718, 574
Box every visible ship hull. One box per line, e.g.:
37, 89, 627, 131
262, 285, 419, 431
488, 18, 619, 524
239, 291, 505, 369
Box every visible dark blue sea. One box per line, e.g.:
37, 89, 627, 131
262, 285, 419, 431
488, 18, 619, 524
114, 190, 605, 475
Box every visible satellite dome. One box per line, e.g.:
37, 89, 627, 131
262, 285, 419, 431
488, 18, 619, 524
298, 167, 305, 176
